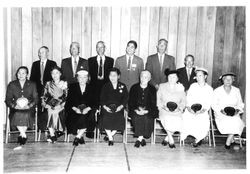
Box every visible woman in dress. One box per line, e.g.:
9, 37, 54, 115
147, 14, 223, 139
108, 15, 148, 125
129, 70, 158, 148
65, 70, 94, 146
212, 73, 245, 149
157, 69, 186, 148
5, 66, 38, 145
99, 67, 129, 146
181, 68, 213, 147
41, 66, 68, 143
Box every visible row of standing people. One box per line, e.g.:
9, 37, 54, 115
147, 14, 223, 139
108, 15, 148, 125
5, 39, 245, 150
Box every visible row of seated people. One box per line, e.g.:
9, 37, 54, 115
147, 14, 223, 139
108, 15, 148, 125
5, 65, 245, 150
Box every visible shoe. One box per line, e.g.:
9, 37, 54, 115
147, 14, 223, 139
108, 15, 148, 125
73, 137, 80, 146
17, 136, 22, 145
169, 143, 176, 148
108, 141, 114, 146
103, 136, 109, 142
225, 144, 231, 150
141, 139, 146, 147
86, 132, 94, 139
21, 137, 27, 145
192, 140, 202, 148
161, 140, 168, 146
79, 137, 85, 144
51, 136, 57, 143
134, 140, 141, 148
55, 131, 64, 138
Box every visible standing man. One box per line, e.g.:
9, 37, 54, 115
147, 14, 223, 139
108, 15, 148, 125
146, 39, 176, 90
88, 41, 114, 138
61, 42, 89, 85
177, 54, 197, 92
115, 40, 144, 91
30, 46, 57, 131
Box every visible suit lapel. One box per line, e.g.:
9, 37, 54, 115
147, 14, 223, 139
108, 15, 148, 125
68, 58, 74, 76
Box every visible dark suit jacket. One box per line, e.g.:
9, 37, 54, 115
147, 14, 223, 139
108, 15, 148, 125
115, 55, 144, 91
30, 59, 57, 96
61, 57, 89, 85
177, 67, 197, 91
146, 53, 176, 87
88, 56, 114, 107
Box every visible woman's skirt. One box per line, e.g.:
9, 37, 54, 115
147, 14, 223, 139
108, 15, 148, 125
214, 112, 245, 135
47, 108, 66, 131
132, 113, 154, 138
11, 110, 34, 130
159, 110, 183, 133
66, 112, 89, 135
99, 109, 125, 131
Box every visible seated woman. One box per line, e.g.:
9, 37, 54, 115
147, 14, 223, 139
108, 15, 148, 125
99, 67, 128, 146
157, 69, 186, 148
129, 70, 158, 148
181, 67, 213, 147
65, 69, 94, 146
212, 73, 245, 149
41, 66, 68, 143
5, 66, 38, 146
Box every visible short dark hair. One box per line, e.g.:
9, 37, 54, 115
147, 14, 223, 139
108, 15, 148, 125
127, 40, 137, 49
184, 54, 194, 62
158, 38, 168, 45
109, 67, 121, 76
15, 66, 29, 79
39, 46, 49, 52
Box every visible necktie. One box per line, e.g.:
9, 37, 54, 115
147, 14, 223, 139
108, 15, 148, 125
127, 56, 131, 70
98, 56, 103, 77
74, 57, 77, 77
160, 55, 163, 71
40, 61, 44, 85
187, 68, 191, 81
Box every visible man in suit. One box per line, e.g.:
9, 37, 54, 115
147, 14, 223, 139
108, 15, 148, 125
146, 39, 176, 90
30, 46, 57, 131
177, 54, 197, 91
115, 40, 144, 91
88, 41, 114, 138
61, 42, 89, 85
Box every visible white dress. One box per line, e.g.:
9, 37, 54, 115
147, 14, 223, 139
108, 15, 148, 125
212, 85, 245, 135
181, 83, 213, 142
157, 82, 186, 133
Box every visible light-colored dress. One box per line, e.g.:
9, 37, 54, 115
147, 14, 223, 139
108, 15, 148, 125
212, 85, 244, 135
157, 82, 186, 133
42, 81, 68, 131
181, 83, 213, 142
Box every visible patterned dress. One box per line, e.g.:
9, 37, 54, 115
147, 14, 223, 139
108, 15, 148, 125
42, 81, 68, 131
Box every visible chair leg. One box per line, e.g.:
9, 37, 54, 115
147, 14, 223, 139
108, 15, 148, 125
38, 130, 41, 142
153, 119, 156, 144
93, 128, 96, 143
67, 134, 70, 143
64, 130, 67, 142
5, 117, 10, 144
35, 112, 38, 142
208, 131, 211, 146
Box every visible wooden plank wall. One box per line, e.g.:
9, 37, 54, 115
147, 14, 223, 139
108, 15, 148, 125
6, 7, 246, 99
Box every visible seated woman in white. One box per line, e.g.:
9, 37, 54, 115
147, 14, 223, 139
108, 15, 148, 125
212, 73, 245, 149
157, 69, 186, 148
181, 67, 213, 147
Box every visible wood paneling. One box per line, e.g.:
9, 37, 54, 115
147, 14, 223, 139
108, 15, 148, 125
5, 7, 246, 99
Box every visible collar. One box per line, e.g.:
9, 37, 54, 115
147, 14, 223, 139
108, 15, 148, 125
97, 55, 105, 62
157, 53, 165, 58
126, 54, 134, 60
40, 59, 47, 65
71, 56, 80, 62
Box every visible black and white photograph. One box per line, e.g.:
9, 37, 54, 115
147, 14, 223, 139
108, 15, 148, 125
0, 0, 248, 173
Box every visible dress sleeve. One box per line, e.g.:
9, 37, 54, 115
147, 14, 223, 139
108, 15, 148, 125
120, 84, 129, 107
5, 83, 16, 109
148, 86, 159, 118
128, 85, 137, 115
212, 88, 221, 113
179, 91, 186, 111
100, 84, 108, 106
235, 88, 244, 112
156, 84, 164, 109
28, 83, 39, 108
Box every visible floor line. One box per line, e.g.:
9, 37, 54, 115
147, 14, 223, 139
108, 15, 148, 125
66, 145, 76, 172
123, 143, 131, 172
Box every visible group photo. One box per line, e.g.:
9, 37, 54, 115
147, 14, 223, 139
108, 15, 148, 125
0, 4, 247, 173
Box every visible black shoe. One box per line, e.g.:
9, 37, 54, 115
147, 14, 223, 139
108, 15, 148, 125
108, 141, 114, 146
51, 136, 57, 143
21, 137, 27, 145
73, 137, 80, 146
161, 140, 168, 146
134, 140, 141, 148
192, 140, 202, 148
103, 136, 109, 142
225, 144, 231, 150
141, 139, 146, 147
79, 137, 85, 144
169, 143, 176, 148
55, 131, 64, 138
86, 132, 94, 139
17, 136, 22, 144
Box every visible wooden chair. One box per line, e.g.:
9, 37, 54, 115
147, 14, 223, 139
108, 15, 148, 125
152, 118, 184, 146
5, 107, 38, 143
209, 108, 245, 148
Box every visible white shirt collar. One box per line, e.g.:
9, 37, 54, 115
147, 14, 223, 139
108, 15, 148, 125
71, 56, 80, 63
97, 55, 105, 64
126, 54, 134, 64
40, 59, 47, 65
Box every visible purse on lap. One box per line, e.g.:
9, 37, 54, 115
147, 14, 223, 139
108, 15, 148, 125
191, 103, 202, 113
224, 106, 236, 116
166, 101, 178, 112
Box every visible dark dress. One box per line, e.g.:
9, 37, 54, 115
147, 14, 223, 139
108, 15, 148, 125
5, 80, 38, 130
65, 83, 94, 135
128, 83, 159, 138
99, 82, 128, 131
